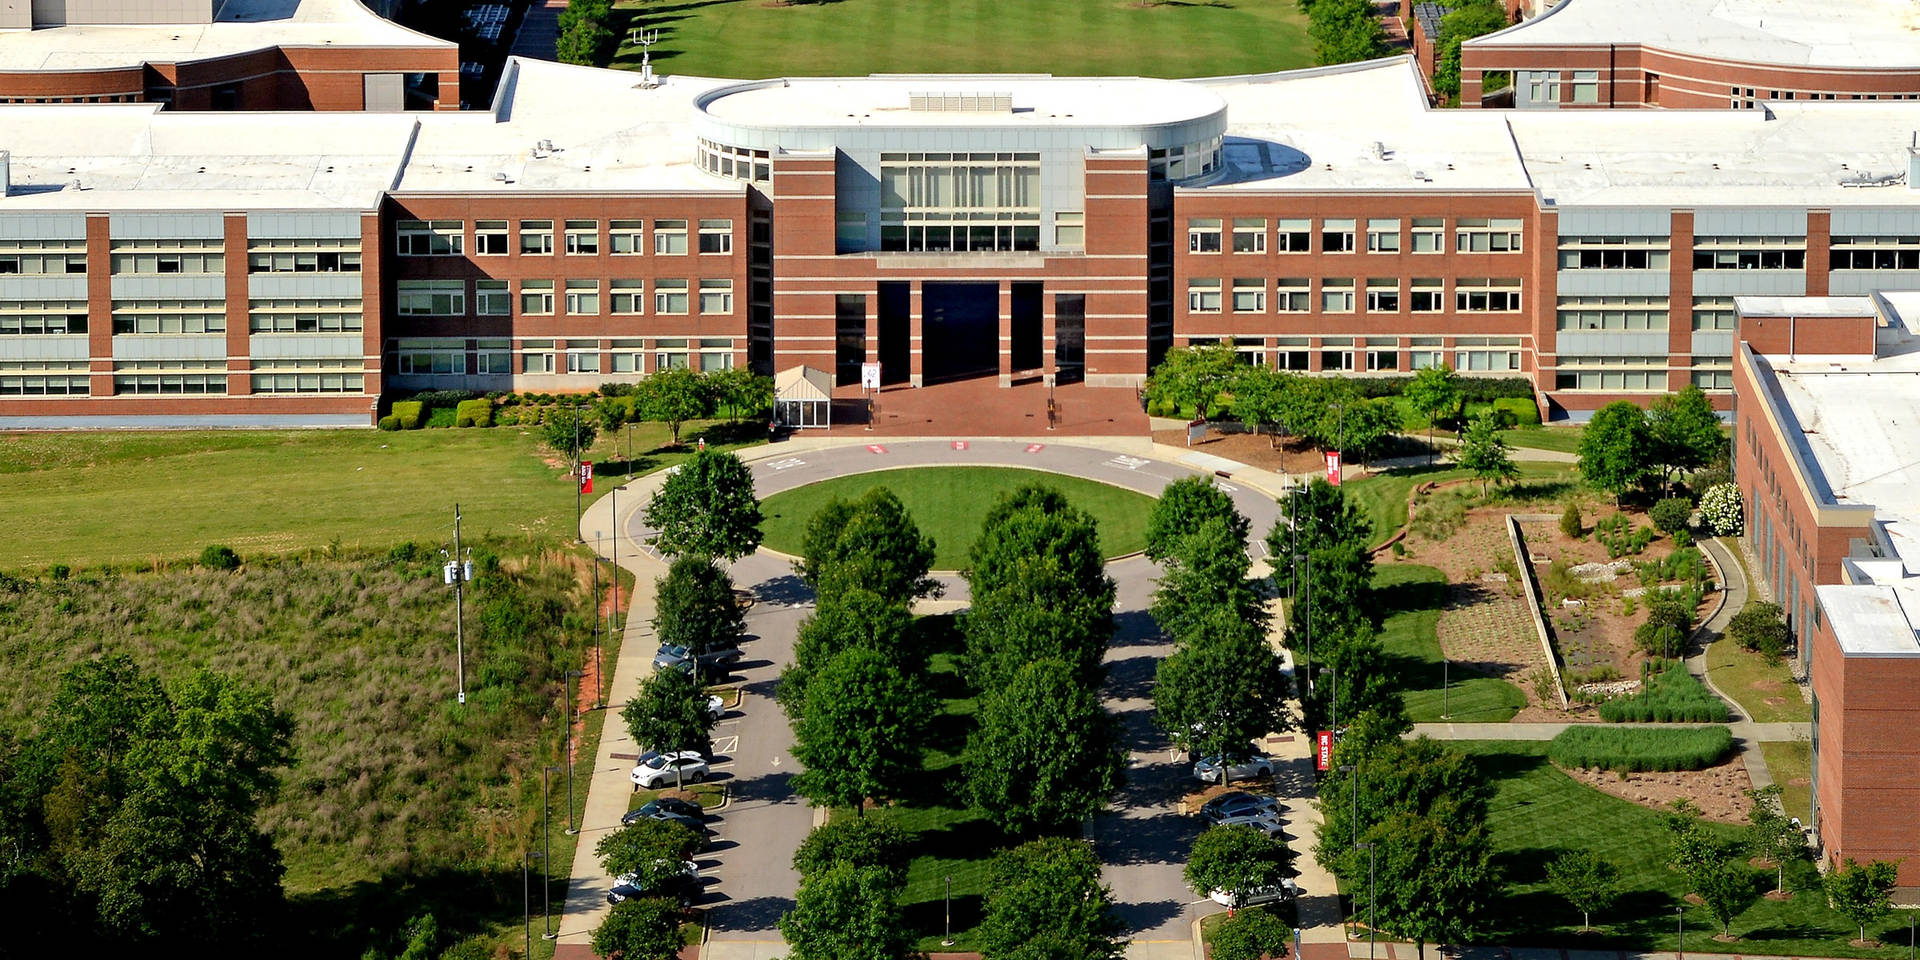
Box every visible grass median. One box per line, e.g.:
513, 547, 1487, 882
1375, 564, 1527, 722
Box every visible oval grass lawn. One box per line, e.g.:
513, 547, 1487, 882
759, 466, 1154, 570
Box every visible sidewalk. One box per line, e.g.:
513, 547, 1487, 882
1410, 721, 1809, 742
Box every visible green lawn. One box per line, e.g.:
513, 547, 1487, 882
1460, 741, 1910, 956
0, 420, 760, 570
1705, 636, 1811, 724
1759, 739, 1813, 824
1375, 564, 1526, 722
609, 0, 1313, 79
759, 466, 1154, 570
1505, 425, 1585, 454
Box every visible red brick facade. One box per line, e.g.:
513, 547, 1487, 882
0, 44, 459, 110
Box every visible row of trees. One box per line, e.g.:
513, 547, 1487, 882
1577, 387, 1726, 500
1144, 344, 1406, 462
1430, 0, 1511, 101
1300, 0, 1390, 66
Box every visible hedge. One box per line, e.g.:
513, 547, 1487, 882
1548, 725, 1733, 773
377, 416, 401, 431
1492, 396, 1541, 426
391, 401, 424, 430
455, 398, 493, 428
402, 389, 481, 409
1598, 662, 1730, 723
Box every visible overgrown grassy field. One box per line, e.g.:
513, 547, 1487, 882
1546, 725, 1733, 773
0, 420, 759, 570
758, 466, 1153, 569
1705, 635, 1811, 723
610, 0, 1313, 79
0, 542, 613, 958
1462, 741, 1910, 956
1346, 463, 1577, 550
1374, 564, 1527, 722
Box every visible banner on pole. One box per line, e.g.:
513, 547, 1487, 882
1324, 450, 1342, 486
578, 462, 594, 494
1316, 731, 1333, 770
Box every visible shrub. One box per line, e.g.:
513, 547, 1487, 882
1639, 546, 1709, 587
1651, 497, 1693, 536
599, 382, 639, 398
1728, 601, 1790, 665
1549, 725, 1733, 772
198, 544, 241, 570
403, 389, 480, 409
1700, 483, 1744, 537
377, 415, 400, 431
1599, 662, 1730, 723
1492, 396, 1541, 426
391, 401, 424, 430
496, 408, 521, 427
1560, 502, 1583, 539
454, 398, 493, 428
1594, 515, 1655, 558
425, 406, 458, 428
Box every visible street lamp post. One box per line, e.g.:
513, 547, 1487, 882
942, 875, 954, 946
523, 850, 536, 960
1339, 763, 1359, 838
442, 506, 471, 706
542, 766, 557, 939
1677, 905, 1685, 960
1293, 553, 1312, 690
1441, 653, 1452, 721
1355, 841, 1377, 960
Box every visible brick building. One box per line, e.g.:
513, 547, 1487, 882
1461, 0, 1920, 110
1733, 291, 1920, 883
8, 55, 1920, 425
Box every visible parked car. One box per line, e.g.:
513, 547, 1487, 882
1200, 791, 1283, 824
630, 750, 710, 789
1194, 752, 1275, 784
653, 643, 744, 677
620, 796, 705, 827
706, 693, 726, 719
606, 861, 700, 906
1214, 813, 1286, 838
1208, 878, 1298, 908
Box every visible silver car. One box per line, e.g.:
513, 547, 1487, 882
1208, 878, 1297, 907
1200, 791, 1283, 824
1214, 813, 1285, 838
1194, 752, 1275, 784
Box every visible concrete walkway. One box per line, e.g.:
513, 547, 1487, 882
1411, 721, 1810, 742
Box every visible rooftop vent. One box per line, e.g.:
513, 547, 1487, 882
493, 172, 511, 182
1371, 141, 1388, 161
909, 92, 1012, 113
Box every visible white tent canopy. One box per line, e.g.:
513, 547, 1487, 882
774, 365, 833, 428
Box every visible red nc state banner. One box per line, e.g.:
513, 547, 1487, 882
1316, 731, 1333, 771
578, 462, 594, 494
1324, 450, 1342, 486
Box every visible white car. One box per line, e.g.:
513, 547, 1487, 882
1214, 813, 1285, 838
630, 750, 709, 789
1193, 753, 1275, 784
1208, 878, 1297, 908
706, 694, 726, 719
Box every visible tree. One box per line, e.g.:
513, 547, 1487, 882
780, 589, 919, 718
967, 486, 1113, 606
1744, 785, 1803, 895
1150, 517, 1269, 643
1145, 475, 1250, 564
543, 404, 599, 477
1647, 385, 1724, 484
1153, 619, 1290, 778
1287, 537, 1374, 644
706, 367, 774, 418
622, 665, 716, 757
1269, 477, 1372, 563
1300, 623, 1408, 738
556, 19, 613, 66
792, 815, 910, 885
1184, 823, 1292, 903
591, 898, 685, 960
780, 861, 914, 960
1349, 809, 1497, 959
643, 449, 763, 560
652, 554, 744, 656
1577, 402, 1651, 502
1728, 602, 1790, 666
1825, 858, 1898, 944
1560, 502, 1584, 539
1403, 364, 1463, 461
1452, 409, 1518, 495
964, 659, 1126, 835
1143, 342, 1240, 417
1663, 799, 1724, 891
1337, 397, 1403, 466
963, 584, 1113, 691
595, 818, 703, 890
1696, 858, 1757, 938
790, 648, 932, 814
979, 837, 1126, 960
796, 487, 937, 599
1309, 0, 1389, 65
1210, 908, 1293, 960
1543, 849, 1621, 930
1315, 737, 1491, 863
1432, 0, 1508, 99
634, 367, 716, 445
1228, 366, 1303, 443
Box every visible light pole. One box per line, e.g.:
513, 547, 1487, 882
442, 506, 471, 706
573, 408, 584, 544
942, 875, 954, 946
1293, 552, 1312, 690
542, 766, 557, 940
590, 535, 602, 639
1676, 904, 1685, 960
1339, 763, 1359, 838
1355, 841, 1377, 960
1441, 652, 1452, 721
523, 849, 536, 960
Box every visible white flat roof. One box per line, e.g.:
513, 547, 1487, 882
1735, 296, 1877, 318
1817, 586, 1920, 656
701, 76, 1223, 130
1466, 0, 1920, 69
0, 0, 452, 72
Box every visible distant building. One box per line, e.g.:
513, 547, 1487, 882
1733, 291, 1920, 882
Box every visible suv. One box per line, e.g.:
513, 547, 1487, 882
653, 643, 744, 678
1208, 878, 1297, 908
630, 751, 710, 789
621, 797, 706, 831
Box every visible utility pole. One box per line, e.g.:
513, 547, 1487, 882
543, 766, 556, 939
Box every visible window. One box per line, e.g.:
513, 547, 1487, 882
249, 360, 364, 394
609, 339, 646, 373
0, 361, 90, 396
108, 238, 224, 275
0, 299, 87, 335
519, 220, 554, 255
1455, 338, 1524, 373
1321, 346, 1354, 371
565, 279, 600, 315
654, 279, 689, 314
394, 339, 463, 375
610, 220, 646, 255
1276, 278, 1310, 312
245, 241, 361, 274
1691, 296, 1737, 330
112, 367, 225, 394
1365, 279, 1400, 312
1829, 236, 1920, 270
1187, 278, 1223, 313
1553, 355, 1666, 390
1321, 219, 1355, 253
698, 219, 733, 254
564, 220, 599, 255
879, 152, 1042, 252
396, 219, 463, 256
610, 280, 644, 315
1455, 218, 1523, 253
566, 341, 600, 374
1054, 212, 1085, 248
1367, 348, 1399, 371
1365, 219, 1400, 253
1410, 349, 1446, 370
1321, 278, 1355, 313
110, 299, 226, 334
655, 338, 690, 370
1410, 278, 1444, 312
1555, 295, 1670, 330
1557, 236, 1671, 269
247, 297, 363, 332
1692, 357, 1733, 391
1692, 236, 1806, 270
520, 279, 554, 315
397, 280, 465, 316
1277, 339, 1311, 370
1276, 219, 1311, 252
477, 280, 511, 316
697, 139, 772, 182
1523, 70, 1560, 105
1232, 219, 1265, 253
1231, 279, 1265, 313
521, 341, 556, 374
1411, 218, 1445, 253
1454, 277, 1523, 312
475, 220, 509, 255
1570, 70, 1600, 104
475, 339, 511, 375
1188, 218, 1223, 253
0, 240, 86, 275
699, 279, 734, 314
697, 337, 734, 372
654, 220, 689, 255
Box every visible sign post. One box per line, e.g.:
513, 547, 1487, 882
1324, 450, 1342, 486
861, 362, 881, 431
1316, 730, 1333, 771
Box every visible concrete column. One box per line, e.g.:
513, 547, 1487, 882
909, 282, 923, 387
997, 281, 1013, 387
1042, 295, 1058, 377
